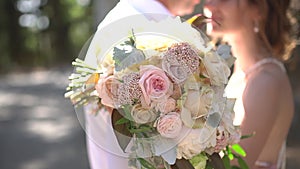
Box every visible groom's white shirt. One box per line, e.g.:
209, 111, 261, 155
97, 0, 172, 30
85, 1, 172, 169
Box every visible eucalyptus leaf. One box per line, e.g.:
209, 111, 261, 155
113, 47, 145, 71
161, 146, 177, 165
217, 44, 231, 59
113, 34, 145, 71
206, 112, 221, 128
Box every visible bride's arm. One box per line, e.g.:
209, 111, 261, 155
239, 72, 281, 168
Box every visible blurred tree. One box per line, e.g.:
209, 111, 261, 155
0, 0, 23, 71
0, 0, 298, 73
0, 0, 93, 72
47, 0, 73, 64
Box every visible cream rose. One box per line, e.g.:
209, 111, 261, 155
177, 127, 216, 159
95, 75, 119, 108
184, 86, 214, 119
139, 65, 173, 106
131, 105, 157, 124
156, 112, 182, 138
202, 52, 231, 86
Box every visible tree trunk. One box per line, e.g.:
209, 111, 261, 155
47, 0, 72, 62
4, 0, 24, 67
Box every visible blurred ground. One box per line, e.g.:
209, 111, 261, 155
0, 67, 89, 169
0, 65, 299, 169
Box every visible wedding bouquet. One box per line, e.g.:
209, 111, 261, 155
65, 14, 247, 169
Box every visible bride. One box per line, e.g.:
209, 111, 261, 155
204, 0, 295, 168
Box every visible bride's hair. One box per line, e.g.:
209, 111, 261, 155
250, 0, 295, 61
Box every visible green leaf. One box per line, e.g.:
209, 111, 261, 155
222, 155, 231, 169
124, 33, 136, 47
189, 153, 208, 169
231, 166, 241, 169
207, 153, 226, 169
119, 104, 133, 120
231, 144, 246, 157
129, 125, 153, 134
137, 158, 156, 169
237, 156, 249, 169
115, 117, 130, 125
241, 132, 255, 139
225, 146, 234, 160
205, 163, 213, 169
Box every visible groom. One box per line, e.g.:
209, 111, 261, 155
85, 0, 201, 169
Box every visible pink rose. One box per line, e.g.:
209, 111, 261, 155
156, 97, 176, 114
95, 75, 119, 108
139, 65, 173, 106
156, 112, 182, 138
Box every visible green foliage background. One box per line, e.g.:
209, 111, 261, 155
0, 0, 94, 72
0, 0, 298, 74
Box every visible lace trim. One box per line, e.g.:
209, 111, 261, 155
245, 58, 286, 76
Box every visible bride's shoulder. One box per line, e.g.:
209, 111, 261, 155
245, 62, 287, 90
243, 68, 285, 108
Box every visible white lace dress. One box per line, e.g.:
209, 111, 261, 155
224, 58, 287, 169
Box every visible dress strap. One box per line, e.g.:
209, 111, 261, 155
255, 161, 277, 169
245, 58, 286, 76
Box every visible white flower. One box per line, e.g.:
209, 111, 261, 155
184, 85, 214, 119
202, 51, 231, 86
177, 126, 216, 159
131, 105, 157, 124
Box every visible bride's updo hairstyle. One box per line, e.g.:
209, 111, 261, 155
250, 0, 295, 61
